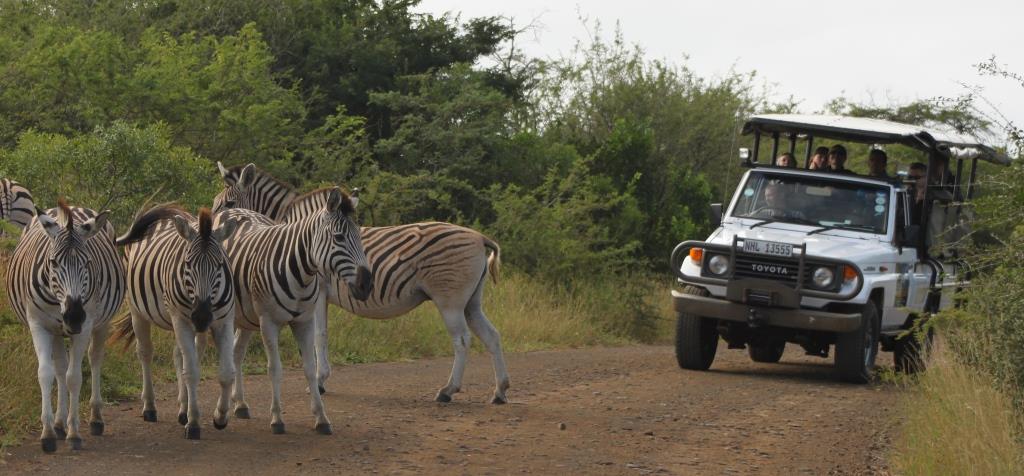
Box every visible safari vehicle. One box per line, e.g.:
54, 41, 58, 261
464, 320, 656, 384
670, 114, 1010, 383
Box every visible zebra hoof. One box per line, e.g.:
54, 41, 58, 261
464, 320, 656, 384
54, 426, 67, 440
213, 419, 228, 430
491, 394, 508, 405
177, 413, 188, 426
90, 421, 104, 436
185, 426, 200, 440
318, 385, 326, 395
434, 392, 452, 403
68, 437, 83, 451
41, 438, 57, 453
315, 423, 332, 435
270, 422, 286, 435
142, 410, 157, 422
234, 407, 251, 419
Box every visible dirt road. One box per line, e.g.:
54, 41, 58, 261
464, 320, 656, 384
1, 344, 897, 475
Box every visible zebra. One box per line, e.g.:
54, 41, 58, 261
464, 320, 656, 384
212, 163, 510, 405
5, 199, 125, 453
1, 178, 37, 230
215, 187, 372, 435
110, 205, 239, 440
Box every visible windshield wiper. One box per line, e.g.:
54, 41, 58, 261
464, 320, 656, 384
743, 215, 826, 232
806, 223, 876, 235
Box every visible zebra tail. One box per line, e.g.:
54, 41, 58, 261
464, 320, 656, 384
483, 237, 501, 285
106, 312, 136, 352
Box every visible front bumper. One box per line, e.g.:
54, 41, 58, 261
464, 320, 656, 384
671, 289, 862, 333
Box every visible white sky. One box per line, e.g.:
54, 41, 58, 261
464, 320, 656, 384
417, 0, 1023, 143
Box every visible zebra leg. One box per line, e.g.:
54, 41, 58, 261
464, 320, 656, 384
436, 306, 472, 403
50, 334, 70, 440
465, 284, 511, 404
231, 328, 254, 419
28, 323, 59, 452
292, 318, 332, 435
313, 290, 330, 395
258, 316, 286, 434
133, 313, 158, 422
64, 330, 92, 450
87, 325, 108, 436
173, 322, 202, 440
210, 318, 236, 430
172, 343, 188, 425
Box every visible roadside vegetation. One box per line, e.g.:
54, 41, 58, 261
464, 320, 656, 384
892, 60, 1024, 474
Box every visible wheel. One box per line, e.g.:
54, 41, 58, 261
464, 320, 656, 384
894, 327, 933, 373
834, 301, 880, 383
675, 286, 719, 370
748, 341, 785, 363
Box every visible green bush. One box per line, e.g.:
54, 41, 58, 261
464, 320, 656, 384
0, 121, 217, 228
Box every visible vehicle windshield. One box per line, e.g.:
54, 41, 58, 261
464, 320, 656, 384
731, 171, 890, 235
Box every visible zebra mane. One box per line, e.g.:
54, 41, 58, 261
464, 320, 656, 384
227, 164, 294, 190
115, 203, 190, 246
290, 187, 354, 215
197, 207, 213, 239
57, 197, 73, 230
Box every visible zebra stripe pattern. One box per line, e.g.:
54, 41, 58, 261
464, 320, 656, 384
112, 206, 239, 439
215, 188, 371, 434
1, 178, 37, 230
212, 164, 510, 404
5, 199, 125, 452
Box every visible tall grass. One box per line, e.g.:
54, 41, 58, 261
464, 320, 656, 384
0, 251, 674, 447
893, 340, 1024, 475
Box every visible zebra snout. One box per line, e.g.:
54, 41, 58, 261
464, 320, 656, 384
190, 298, 214, 333
351, 266, 373, 301
62, 298, 86, 335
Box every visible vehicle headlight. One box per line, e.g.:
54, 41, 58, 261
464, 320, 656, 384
811, 266, 835, 288
708, 254, 730, 275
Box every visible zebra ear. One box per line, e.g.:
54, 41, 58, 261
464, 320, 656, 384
211, 219, 238, 242
217, 161, 232, 183
172, 215, 198, 242
38, 214, 62, 240
79, 210, 110, 241
325, 187, 344, 213
349, 187, 360, 209
238, 163, 256, 188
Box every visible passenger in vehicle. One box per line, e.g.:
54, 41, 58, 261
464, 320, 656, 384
756, 183, 807, 220
908, 162, 927, 204
809, 146, 829, 170
775, 152, 797, 168
867, 149, 890, 178
827, 145, 854, 174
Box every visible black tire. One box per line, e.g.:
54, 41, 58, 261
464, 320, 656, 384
748, 341, 785, 363
835, 301, 880, 384
675, 286, 719, 370
894, 328, 933, 374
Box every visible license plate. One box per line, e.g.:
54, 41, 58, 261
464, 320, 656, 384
743, 239, 793, 257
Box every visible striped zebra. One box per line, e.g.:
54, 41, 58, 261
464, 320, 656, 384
111, 206, 239, 440
215, 187, 371, 435
1, 178, 37, 230
5, 199, 125, 453
213, 163, 510, 405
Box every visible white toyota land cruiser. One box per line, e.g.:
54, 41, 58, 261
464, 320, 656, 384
671, 114, 1009, 383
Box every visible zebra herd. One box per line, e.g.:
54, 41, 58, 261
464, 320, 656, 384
0, 166, 509, 453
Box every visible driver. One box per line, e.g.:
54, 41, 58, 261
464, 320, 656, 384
756, 183, 807, 220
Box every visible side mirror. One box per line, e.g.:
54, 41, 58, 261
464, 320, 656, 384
901, 224, 921, 248
738, 147, 752, 167
709, 203, 723, 226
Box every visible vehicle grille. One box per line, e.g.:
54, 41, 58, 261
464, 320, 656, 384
733, 254, 800, 284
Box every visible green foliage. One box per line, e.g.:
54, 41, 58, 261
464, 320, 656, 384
0, 121, 217, 228
487, 157, 643, 281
